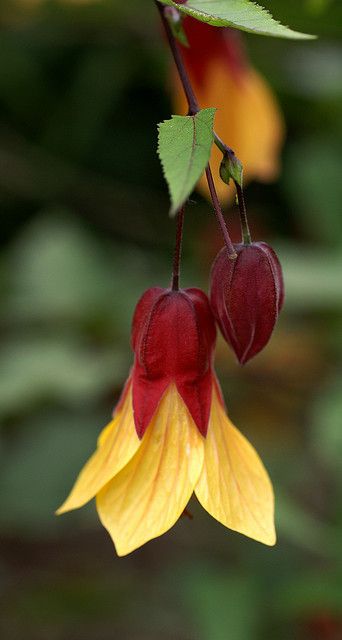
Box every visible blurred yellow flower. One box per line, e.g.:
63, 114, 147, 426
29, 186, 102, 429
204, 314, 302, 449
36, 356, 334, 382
172, 19, 285, 202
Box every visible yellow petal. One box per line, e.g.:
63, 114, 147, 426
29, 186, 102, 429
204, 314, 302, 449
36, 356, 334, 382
173, 61, 284, 203
97, 376, 131, 448
96, 384, 204, 556
97, 419, 113, 448
56, 384, 140, 514
195, 388, 276, 546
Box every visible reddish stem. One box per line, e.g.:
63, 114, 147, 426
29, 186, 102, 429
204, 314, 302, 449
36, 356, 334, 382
205, 166, 237, 258
156, 1, 237, 259
172, 206, 185, 290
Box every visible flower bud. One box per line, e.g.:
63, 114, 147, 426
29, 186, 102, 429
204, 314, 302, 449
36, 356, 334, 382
210, 242, 284, 364
131, 287, 216, 437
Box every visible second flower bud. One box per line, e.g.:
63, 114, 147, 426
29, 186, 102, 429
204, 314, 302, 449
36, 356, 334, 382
210, 242, 284, 364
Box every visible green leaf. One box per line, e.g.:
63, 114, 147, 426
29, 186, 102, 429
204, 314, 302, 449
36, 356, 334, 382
158, 108, 215, 216
159, 0, 315, 39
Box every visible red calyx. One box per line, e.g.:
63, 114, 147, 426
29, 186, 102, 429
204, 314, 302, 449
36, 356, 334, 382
131, 287, 216, 438
210, 242, 284, 364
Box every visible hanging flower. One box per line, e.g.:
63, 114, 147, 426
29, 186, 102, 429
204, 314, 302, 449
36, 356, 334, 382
57, 286, 275, 556
171, 17, 285, 202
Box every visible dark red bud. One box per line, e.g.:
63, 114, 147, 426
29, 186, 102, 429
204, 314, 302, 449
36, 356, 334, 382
210, 242, 284, 364
131, 287, 216, 437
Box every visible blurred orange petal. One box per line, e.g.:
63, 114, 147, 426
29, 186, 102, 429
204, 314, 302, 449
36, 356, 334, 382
172, 33, 284, 203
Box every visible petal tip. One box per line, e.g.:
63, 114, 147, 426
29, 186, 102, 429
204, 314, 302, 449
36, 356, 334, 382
55, 499, 73, 516
54, 504, 68, 516
256, 527, 277, 547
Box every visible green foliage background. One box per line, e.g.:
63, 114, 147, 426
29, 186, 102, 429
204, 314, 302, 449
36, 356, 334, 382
0, 1, 341, 639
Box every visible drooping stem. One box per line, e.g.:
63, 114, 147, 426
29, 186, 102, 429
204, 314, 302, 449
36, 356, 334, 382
205, 167, 237, 257
214, 131, 235, 157
214, 132, 252, 244
156, 1, 237, 259
172, 206, 185, 290
156, 2, 199, 115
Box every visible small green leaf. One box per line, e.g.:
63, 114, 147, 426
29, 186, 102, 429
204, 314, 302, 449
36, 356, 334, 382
158, 108, 215, 216
159, 0, 315, 40
219, 151, 244, 187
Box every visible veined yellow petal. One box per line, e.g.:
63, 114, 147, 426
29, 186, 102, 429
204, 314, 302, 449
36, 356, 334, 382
56, 384, 140, 514
97, 420, 113, 448
96, 373, 131, 448
96, 384, 204, 556
195, 388, 276, 546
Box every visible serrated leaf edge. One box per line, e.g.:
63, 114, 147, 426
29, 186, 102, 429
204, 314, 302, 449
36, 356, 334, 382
159, 0, 316, 40
157, 108, 215, 216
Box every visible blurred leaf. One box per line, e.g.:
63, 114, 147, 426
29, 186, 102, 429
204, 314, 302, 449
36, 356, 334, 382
3, 211, 115, 322
310, 378, 342, 480
284, 140, 342, 246
276, 570, 342, 616
0, 336, 127, 417
306, 0, 334, 15
181, 566, 261, 640
0, 411, 101, 532
2, 210, 157, 329
159, 0, 315, 39
283, 45, 342, 98
276, 493, 338, 557
0, 36, 49, 127
41, 51, 129, 162
158, 108, 215, 216
277, 244, 342, 310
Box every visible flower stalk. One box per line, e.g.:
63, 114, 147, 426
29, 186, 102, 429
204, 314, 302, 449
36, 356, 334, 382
156, 0, 237, 259
172, 206, 185, 290
157, 2, 199, 116
214, 133, 251, 245
235, 181, 252, 245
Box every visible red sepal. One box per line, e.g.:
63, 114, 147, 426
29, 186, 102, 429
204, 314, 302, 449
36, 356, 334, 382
210, 242, 284, 364
131, 287, 216, 437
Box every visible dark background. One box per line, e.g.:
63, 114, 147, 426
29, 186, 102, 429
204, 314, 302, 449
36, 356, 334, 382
0, 1, 341, 638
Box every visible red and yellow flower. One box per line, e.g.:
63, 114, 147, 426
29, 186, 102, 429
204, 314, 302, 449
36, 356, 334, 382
57, 287, 275, 556
172, 17, 285, 202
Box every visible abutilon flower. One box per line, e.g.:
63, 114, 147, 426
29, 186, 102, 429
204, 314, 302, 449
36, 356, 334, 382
210, 242, 284, 364
57, 286, 275, 556
172, 17, 284, 202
